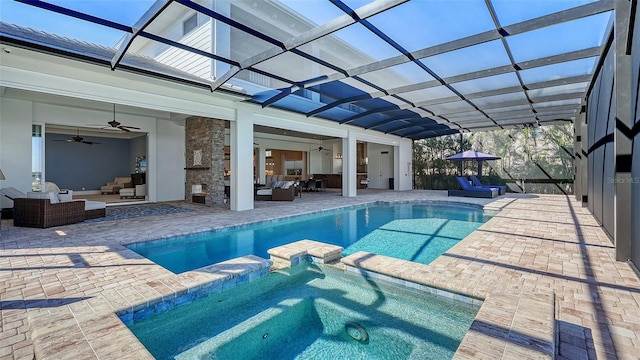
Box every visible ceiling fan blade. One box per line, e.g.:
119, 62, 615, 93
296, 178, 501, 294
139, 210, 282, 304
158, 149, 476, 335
120, 125, 140, 130
118, 127, 131, 132
82, 141, 100, 145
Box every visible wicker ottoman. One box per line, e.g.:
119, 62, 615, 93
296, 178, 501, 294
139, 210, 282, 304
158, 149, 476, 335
84, 200, 106, 219
119, 188, 135, 199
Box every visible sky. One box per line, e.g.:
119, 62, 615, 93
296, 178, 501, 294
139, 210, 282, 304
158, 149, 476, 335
0, 0, 155, 45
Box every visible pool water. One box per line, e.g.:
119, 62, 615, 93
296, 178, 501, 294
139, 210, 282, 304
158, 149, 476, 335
127, 202, 493, 273
126, 263, 480, 359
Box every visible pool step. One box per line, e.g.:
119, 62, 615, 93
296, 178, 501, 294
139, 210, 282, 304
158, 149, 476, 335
267, 240, 343, 269
341, 251, 556, 360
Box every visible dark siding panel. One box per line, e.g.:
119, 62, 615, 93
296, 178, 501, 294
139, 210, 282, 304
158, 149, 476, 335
587, 75, 601, 215
592, 147, 604, 223
632, 2, 640, 270
602, 74, 616, 237
586, 44, 615, 238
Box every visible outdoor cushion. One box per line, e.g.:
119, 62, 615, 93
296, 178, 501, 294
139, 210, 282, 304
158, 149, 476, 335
82, 200, 106, 219
43, 182, 61, 194
0, 187, 27, 200
469, 176, 506, 195
44, 181, 73, 202
84, 200, 106, 211
256, 188, 272, 196
28, 191, 59, 204
119, 188, 135, 197
281, 181, 295, 189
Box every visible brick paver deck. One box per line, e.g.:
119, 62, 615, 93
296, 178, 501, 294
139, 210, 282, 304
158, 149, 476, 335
0, 190, 638, 359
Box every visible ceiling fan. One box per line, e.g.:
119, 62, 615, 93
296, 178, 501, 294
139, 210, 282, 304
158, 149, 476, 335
311, 146, 330, 152
53, 128, 100, 145
88, 104, 141, 132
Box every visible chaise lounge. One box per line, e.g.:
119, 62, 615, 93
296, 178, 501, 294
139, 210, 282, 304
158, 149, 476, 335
101, 176, 132, 195
448, 176, 499, 199
468, 175, 506, 195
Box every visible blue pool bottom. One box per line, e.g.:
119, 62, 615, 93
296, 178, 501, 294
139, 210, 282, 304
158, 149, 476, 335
127, 263, 480, 359
127, 202, 494, 273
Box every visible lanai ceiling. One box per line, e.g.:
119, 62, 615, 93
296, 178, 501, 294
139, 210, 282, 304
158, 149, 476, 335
0, 0, 613, 139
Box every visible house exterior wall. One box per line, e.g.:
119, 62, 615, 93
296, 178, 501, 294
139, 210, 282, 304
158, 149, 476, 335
367, 143, 394, 189
155, 118, 186, 202
155, 21, 214, 79
0, 98, 33, 209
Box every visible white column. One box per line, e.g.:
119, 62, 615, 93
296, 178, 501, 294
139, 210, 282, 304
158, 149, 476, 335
258, 147, 266, 184
395, 138, 413, 191
342, 132, 357, 197
230, 106, 254, 211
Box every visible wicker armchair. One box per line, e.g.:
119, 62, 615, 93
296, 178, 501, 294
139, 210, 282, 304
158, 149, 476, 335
13, 198, 85, 228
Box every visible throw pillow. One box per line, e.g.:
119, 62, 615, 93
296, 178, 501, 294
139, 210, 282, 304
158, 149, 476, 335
281, 181, 294, 189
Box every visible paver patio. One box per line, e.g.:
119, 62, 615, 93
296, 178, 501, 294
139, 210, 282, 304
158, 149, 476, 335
0, 190, 638, 359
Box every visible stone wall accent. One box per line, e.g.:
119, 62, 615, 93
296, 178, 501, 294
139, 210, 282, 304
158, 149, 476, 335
185, 117, 226, 206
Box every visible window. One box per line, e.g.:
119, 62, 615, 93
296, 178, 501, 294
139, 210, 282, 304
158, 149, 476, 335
285, 160, 303, 176
183, 13, 198, 36
32, 124, 43, 191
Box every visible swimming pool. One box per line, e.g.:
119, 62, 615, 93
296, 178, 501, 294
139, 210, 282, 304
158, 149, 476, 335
125, 262, 480, 359
127, 202, 494, 273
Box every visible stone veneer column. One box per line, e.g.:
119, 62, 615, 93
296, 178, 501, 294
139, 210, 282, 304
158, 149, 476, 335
185, 117, 225, 206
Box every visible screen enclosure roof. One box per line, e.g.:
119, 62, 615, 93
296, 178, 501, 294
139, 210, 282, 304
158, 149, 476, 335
0, 0, 613, 139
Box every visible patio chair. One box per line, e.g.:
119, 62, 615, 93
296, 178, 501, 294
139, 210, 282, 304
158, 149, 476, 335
448, 176, 498, 199
468, 175, 506, 195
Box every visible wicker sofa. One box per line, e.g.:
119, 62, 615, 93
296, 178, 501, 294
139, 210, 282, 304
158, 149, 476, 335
8, 185, 106, 228
13, 197, 85, 228
255, 181, 297, 201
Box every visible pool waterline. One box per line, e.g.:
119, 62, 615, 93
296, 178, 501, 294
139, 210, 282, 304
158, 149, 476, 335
127, 201, 495, 274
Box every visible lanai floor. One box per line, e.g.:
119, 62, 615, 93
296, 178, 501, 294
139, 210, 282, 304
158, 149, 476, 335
0, 190, 638, 359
